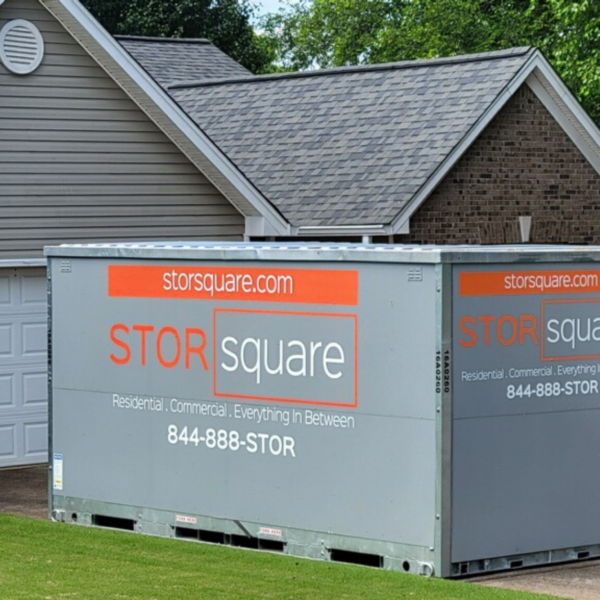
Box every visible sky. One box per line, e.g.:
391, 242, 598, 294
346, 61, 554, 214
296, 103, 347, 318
254, 0, 285, 16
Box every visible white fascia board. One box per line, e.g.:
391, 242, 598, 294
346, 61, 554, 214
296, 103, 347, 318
526, 60, 600, 177
0, 258, 47, 268
245, 216, 285, 237
41, 0, 290, 236
292, 224, 395, 237
390, 50, 541, 235
393, 220, 410, 234
246, 222, 402, 239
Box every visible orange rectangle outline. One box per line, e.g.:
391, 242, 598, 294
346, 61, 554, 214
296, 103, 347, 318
540, 298, 600, 361
212, 308, 358, 408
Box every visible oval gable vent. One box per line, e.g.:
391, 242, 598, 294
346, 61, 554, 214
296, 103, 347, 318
0, 19, 44, 75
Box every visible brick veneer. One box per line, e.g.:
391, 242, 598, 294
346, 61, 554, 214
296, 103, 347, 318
395, 85, 600, 245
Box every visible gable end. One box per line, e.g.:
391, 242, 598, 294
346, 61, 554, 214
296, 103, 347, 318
396, 85, 600, 245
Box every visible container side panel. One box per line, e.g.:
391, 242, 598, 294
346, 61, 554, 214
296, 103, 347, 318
452, 263, 600, 562
50, 259, 438, 547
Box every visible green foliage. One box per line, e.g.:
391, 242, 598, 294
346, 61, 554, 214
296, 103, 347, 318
82, 0, 272, 73
264, 0, 600, 124
371, 0, 543, 63
0, 514, 560, 600
259, 0, 398, 70
536, 0, 600, 124
261, 0, 543, 68
257, 4, 310, 71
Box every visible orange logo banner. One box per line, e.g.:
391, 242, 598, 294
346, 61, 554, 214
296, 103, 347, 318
459, 270, 600, 297
108, 265, 358, 306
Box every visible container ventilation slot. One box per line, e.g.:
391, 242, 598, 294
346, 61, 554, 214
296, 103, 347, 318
174, 527, 199, 540
199, 529, 226, 544
92, 515, 135, 531
231, 534, 259, 549
258, 539, 285, 552
174, 527, 284, 552
330, 549, 383, 568
0, 19, 44, 75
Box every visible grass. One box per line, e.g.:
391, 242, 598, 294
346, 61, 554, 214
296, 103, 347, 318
0, 514, 561, 600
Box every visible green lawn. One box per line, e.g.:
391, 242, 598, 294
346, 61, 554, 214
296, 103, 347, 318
0, 514, 560, 600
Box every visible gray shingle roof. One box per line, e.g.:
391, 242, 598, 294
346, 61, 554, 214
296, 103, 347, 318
169, 48, 535, 228
116, 36, 251, 87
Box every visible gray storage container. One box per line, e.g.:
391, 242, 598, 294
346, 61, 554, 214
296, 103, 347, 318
46, 242, 600, 577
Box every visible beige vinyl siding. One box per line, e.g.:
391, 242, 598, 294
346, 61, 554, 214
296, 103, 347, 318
0, 0, 244, 259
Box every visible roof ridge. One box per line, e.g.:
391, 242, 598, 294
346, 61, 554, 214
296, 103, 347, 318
116, 35, 212, 45
169, 46, 535, 90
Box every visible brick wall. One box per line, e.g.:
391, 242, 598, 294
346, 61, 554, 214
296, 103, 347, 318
395, 85, 600, 245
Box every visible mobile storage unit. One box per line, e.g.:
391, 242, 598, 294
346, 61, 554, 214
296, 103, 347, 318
46, 243, 600, 577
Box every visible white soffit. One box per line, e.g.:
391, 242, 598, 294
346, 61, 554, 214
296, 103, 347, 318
0, 19, 45, 75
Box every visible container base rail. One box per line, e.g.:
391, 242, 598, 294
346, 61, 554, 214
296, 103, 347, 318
51, 496, 600, 578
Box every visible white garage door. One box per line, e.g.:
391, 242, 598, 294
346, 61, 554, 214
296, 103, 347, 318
0, 268, 48, 468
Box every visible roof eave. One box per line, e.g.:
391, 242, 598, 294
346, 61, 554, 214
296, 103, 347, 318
40, 0, 291, 237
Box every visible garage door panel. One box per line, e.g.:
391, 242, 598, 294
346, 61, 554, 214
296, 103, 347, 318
0, 323, 13, 356
0, 275, 10, 304
23, 372, 47, 407
24, 421, 48, 458
0, 316, 47, 359
22, 321, 47, 357
0, 419, 47, 465
0, 367, 47, 411
0, 374, 15, 406
0, 268, 48, 468
0, 268, 46, 309
20, 272, 47, 305
0, 424, 16, 460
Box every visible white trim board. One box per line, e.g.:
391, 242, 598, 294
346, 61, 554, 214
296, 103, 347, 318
0, 258, 47, 268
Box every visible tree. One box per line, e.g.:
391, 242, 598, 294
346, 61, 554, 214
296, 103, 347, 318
260, 0, 401, 70
370, 0, 544, 64
264, 0, 600, 124
536, 0, 600, 124
82, 0, 272, 73
264, 0, 543, 68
